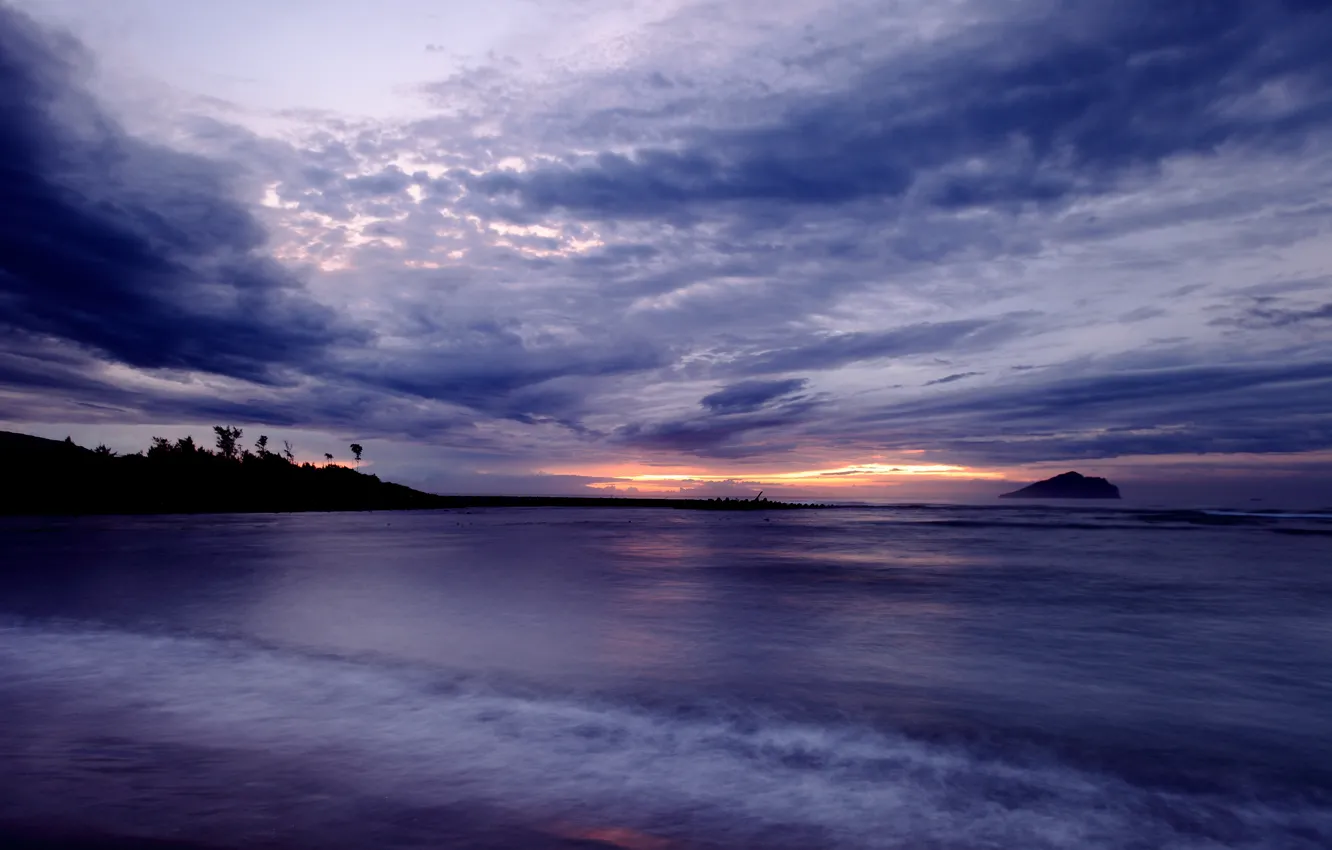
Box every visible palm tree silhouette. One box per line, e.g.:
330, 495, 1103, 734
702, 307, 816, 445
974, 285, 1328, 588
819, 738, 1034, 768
324, 452, 334, 466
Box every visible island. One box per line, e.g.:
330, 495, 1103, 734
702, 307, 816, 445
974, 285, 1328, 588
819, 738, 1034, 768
0, 429, 825, 515
999, 471, 1121, 500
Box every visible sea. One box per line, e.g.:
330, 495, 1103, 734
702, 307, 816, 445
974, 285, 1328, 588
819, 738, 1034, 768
1, 504, 1330, 850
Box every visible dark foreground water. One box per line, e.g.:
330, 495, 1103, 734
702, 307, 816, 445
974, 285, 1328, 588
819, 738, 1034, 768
1, 506, 1331, 850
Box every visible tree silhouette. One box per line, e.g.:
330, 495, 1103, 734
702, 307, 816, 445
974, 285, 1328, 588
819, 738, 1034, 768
350, 443, 363, 469
213, 426, 242, 460
282, 440, 295, 464
93, 444, 116, 457
255, 435, 269, 456
324, 452, 334, 466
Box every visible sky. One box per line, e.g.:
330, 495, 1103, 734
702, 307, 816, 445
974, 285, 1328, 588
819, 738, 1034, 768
1, 0, 1331, 505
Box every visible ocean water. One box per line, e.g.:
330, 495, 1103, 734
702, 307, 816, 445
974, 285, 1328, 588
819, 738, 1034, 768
1, 506, 1330, 849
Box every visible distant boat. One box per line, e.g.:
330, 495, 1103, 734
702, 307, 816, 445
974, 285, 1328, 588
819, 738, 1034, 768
1000, 471, 1121, 500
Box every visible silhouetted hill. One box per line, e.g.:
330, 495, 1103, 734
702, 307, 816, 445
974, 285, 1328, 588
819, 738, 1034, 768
0, 430, 441, 515
1000, 471, 1122, 500
0, 430, 823, 516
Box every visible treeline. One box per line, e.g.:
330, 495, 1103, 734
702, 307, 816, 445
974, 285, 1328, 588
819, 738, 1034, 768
1, 428, 434, 516
138, 426, 361, 470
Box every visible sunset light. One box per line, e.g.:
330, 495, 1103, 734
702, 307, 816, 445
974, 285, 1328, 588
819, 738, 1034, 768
3, 1, 1331, 848
617, 463, 1007, 484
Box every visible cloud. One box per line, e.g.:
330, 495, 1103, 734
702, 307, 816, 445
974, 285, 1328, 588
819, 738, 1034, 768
835, 359, 1332, 464
0, 8, 671, 439
736, 319, 1020, 375
0, 5, 356, 385
466, 1, 1332, 221
700, 378, 806, 413
924, 372, 983, 386
615, 391, 818, 458
613, 415, 805, 458
345, 166, 414, 197
347, 332, 667, 421
1211, 297, 1332, 329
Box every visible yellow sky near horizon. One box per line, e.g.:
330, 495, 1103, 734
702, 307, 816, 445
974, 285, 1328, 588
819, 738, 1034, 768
537, 459, 1013, 495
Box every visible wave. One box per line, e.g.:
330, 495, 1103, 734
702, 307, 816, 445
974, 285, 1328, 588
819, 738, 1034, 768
2, 622, 1330, 849
1202, 510, 1332, 521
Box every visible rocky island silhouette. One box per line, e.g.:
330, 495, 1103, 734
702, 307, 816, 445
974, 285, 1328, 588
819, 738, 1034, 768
999, 471, 1122, 500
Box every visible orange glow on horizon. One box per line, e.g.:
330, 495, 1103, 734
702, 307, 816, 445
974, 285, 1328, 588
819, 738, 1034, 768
540, 459, 1010, 493
623, 462, 1004, 482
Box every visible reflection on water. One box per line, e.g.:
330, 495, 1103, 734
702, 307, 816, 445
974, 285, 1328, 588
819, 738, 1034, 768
547, 823, 676, 850
601, 575, 712, 674
1, 506, 1331, 849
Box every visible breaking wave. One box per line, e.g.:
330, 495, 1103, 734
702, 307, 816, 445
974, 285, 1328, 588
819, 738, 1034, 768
2, 622, 1330, 849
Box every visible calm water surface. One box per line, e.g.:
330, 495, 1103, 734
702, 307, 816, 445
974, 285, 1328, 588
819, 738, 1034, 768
1, 506, 1330, 849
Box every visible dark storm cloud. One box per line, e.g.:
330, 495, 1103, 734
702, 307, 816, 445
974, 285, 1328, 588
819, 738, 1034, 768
468, 0, 1332, 220
700, 378, 806, 413
0, 5, 354, 384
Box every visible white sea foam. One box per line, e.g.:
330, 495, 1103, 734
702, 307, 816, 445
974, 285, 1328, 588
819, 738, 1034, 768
2, 622, 1329, 849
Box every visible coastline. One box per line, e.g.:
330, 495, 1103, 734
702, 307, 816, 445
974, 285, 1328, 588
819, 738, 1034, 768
0, 430, 826, 516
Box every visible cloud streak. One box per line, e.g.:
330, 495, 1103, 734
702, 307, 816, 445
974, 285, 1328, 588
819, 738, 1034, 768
835, 359, 1332, 464
700, 378, 807, 414
735, 320, 1019, 375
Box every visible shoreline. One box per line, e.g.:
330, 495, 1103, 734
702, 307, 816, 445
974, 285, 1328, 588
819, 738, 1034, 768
0, 493, 830, 517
